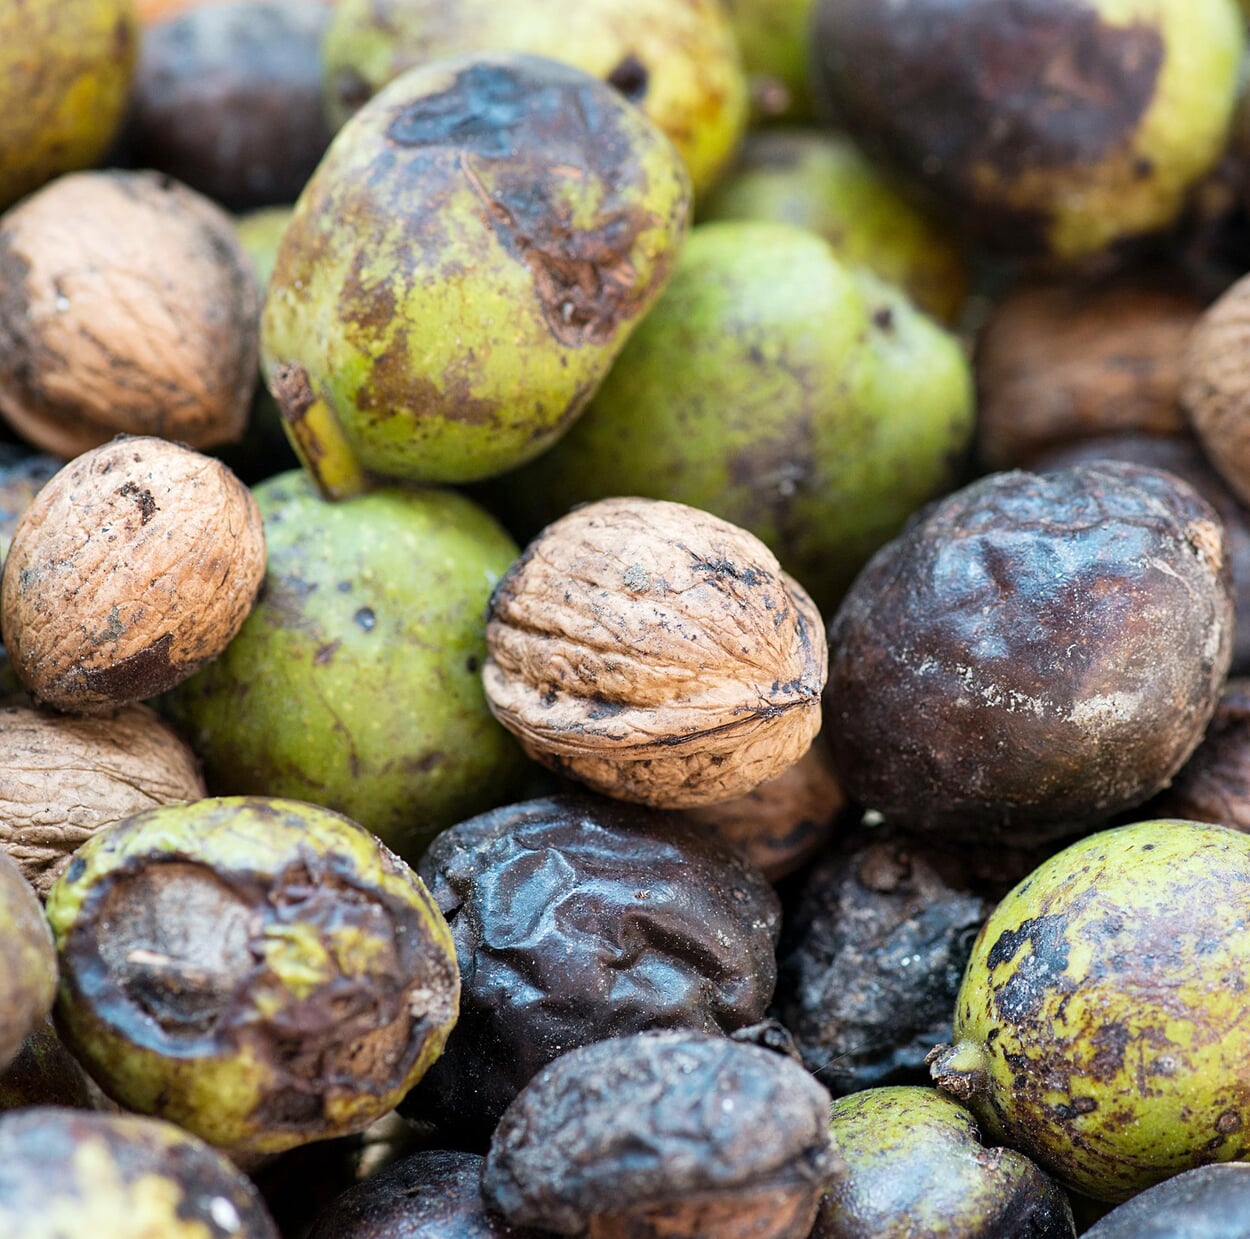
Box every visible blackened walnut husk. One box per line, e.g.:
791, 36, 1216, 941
774, 826, 996, 1095
483, 1029, 839, 1238
1151, 678, 1250, 829
1033, 433, 1250, 674
0, 1020, 94, 1112
308, 1150, 546, 1238
826, 462, 1234, 840
402, 794, 781, 1142
126, 1, 334, 210
0, 1107, 279, 1238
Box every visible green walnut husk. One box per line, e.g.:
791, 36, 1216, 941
261, 51, 691, 496
0, 0, 137, 211
164, 470, 526, 863
810, 0, 1246, 262
46, 796, 460, 1156
499, 220, 974, 615
0, 851, 56, 1074
322, 0, 746, 198
930, 819, 1250, 1202
724, 0, 816, 121
699, 130, 968, 324
816, 1086, 1075, 1237
0, 1107, 279, 1238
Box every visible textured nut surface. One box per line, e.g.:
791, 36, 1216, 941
1182, 270, 1250, 506
483, 497, 827, 808
0, 169, 259, 457
1, 437, 266, 713
977, 276, 1199, 470
0, 701, 205, 897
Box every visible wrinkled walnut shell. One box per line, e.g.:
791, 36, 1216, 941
0, 169, 259, 458
1, 437, 266, 713
0, 701, 205, 897
483, 497, 827, 808
1182, 271, 1250, 506
976, 275, 1200, 471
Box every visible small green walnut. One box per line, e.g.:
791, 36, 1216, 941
816, 1087, 1075, 1237
261, 51, 691, 496
0, 1108, 280, 1238
0, 0, 137, 210
930, 820, 1250, 1202
46, 796, 460, 1155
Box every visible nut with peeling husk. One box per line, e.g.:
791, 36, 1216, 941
1, 436, 266, 714
46, 795, 460, 1156
483, 497, 827, 808
0, 169, 259, 458
0, 851, 56, 1074
0, 700, 205, 898
977, 274, 1203, 470
1182, 270, 1250, 506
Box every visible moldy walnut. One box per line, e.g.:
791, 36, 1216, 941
1, 436, 266, 713
483, 496, 827, 808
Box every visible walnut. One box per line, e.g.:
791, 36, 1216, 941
976, 275, 1201, 470
0, 436, 266, 713
0, 700, 205, 898
683, 735, 844, 880
482, 497, 827, 808
1182, 271, 1250, 507
0, 169, 259, 458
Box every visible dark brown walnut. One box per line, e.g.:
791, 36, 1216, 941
1082, 1164, 1250, 1238
308, 1150, 547, 1238
826, 462, 1234, 840
483, 497, 827, 808
0, 850, 56, 1073
1, 436, 266, 713
1182, 270, 1250, 507
1032, 433, 1250, 674
773, 825, 996, 1096
0, 701, 205, 897
0, 453, 58, 565
975, 275, 1201, 470
682, 734, 843, 881
0, 1019, 94, 1112
400, 793, 781, 1143
0, 1107, 280, 1238
125, 1, 334, 211
0, 170, 259, 457
483, 1029, 839, 1238
1151, 678, 1250, 829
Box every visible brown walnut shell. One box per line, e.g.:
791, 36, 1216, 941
0, 169, 259, 458
0, 436, 266, 713
0, 700, 205, 897
976, 275, 1200, 470
482, 497, 827, 808
1182, 270, 1250, 506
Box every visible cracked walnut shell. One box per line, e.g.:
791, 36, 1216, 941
1, 436, 266, 713
482, 497, 827, 808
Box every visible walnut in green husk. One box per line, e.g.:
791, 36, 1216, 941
0, 851, 56, 1073
0, 1107, 280, 1238
46, 796, 459, 1155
